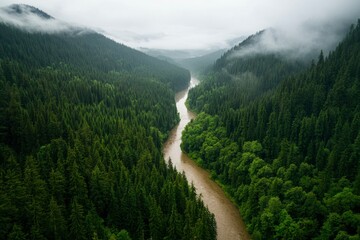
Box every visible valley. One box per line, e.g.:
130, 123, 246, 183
1, 2, 360, 240
163, 77, 250, 240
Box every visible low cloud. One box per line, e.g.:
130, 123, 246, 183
230, 19, 353, 60
229, 0, 360, 60
0, 4, 91, 35
0, 0, 360, 53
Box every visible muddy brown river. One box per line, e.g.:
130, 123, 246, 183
163, 77, 251, 240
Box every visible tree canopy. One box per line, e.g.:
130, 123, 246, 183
182, 20, 360, 239
0, 21, 216, 240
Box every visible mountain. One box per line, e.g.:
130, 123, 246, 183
176, 49, 226, 76
182, 20, 360, 239
140, 36, 246, 73
186, 30, 308, 116
0, 5, 216, 240
0, 4, 79, 34
140, 48, 211, 60
141, 48, 228, 77
4, 4, 53, 20
0, 4, 190, 91
213, 28, 312, 71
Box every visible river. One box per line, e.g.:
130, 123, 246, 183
163, 77, 251, 240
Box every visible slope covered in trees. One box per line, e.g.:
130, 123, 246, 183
0, 4, 190, 92
187, 30, 307, 116
0, 7, 216, 240
175, 49, 226, 76
182, 21, 360, 239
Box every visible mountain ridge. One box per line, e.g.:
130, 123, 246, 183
0, 4, 190, 91
4, 4, 54, 19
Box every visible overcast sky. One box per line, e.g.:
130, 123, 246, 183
1, 0, 360, 51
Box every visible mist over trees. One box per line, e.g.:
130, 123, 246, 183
182, 20, 360, 239
2, 2, 360, 240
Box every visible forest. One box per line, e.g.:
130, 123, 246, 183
182, 20, 360, 239
0, 21, 216, 240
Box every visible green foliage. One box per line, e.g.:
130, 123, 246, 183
0, 23, 190, 92
183, 20, 360, 239
0, 22, 216, 239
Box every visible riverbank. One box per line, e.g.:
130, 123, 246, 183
163, 76, 250, 240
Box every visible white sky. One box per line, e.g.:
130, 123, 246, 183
1, 0, 360, 50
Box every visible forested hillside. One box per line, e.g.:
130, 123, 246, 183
0, 7, 216, 240
182, 20, 360, 239
187, 30, 307, 115
176, 49, 226, 76
0, 5, 190, 92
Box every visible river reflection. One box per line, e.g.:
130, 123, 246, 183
163, 77, 250, 240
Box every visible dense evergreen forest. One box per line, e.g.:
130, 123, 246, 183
182, 20, 360, 239
0, 17, 190, 92
0, 8, 216, 240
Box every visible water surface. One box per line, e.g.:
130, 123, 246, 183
163, 77, 250, 240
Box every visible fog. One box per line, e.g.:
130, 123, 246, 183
230, 19, 353, 60
0, 0, 360, 54
0, 4, 90, 35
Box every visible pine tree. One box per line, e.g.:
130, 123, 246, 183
69, 199, 86, 240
